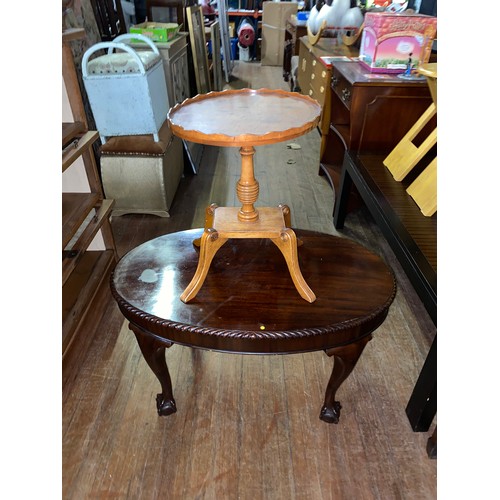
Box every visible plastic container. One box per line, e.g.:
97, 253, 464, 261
238, 43, 251, 62
130, 22, 180, 43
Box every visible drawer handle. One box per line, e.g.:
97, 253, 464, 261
342, 88, 351, 101
311, 73, 315, 80
302, 59, 306, 71
320, 86, 325, 94
309, 89, 313, 96
332, 76, 339, 86
312, 60, 316, 66
322, 70, 326, 78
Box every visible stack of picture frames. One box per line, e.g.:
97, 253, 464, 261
187, 2, 233, 95
186, 4, 211, 94
210, 20, 223, 91
183, 2, 234, 173
217, 0, 234, 83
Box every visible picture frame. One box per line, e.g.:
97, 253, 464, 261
217, 0, 234, 83
210, 20, 223, 91
187, 5, 211, 95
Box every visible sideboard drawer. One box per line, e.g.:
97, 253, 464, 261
298, 45, 314, 92
313, 61, 329, 82
332, 67, 352, 110
310, 76, 328, 106
309, 62, 329, 105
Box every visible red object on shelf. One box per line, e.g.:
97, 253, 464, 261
201, 0, 215, 16
237, 19, 255, 47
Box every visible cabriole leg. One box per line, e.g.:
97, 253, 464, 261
129, 323, 177, 416
320, 334, 372, 423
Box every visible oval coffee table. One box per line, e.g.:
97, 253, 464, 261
167, 88, 322, 303
111, 229, 396, 424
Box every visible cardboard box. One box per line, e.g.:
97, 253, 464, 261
130, 22, 180, 43
261, 1, 298, 66
359, 12, 437, 73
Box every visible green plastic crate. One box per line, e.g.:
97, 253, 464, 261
130, 22, 180, 43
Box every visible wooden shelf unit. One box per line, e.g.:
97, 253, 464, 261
62, 29, 118, 366
62, 124, 117, 361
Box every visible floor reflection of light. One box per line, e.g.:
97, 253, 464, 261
151, 267, 176, 319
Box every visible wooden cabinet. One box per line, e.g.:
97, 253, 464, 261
320, 60, 435, 205
167, 34, 190, 105
62, 29, 118, 365
297, 37, 358, 157
133, 33, 190, 107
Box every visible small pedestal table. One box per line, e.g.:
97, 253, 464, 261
167, 88, 322, 303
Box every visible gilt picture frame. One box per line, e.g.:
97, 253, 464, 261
187, 5, 211, 95
218, 0, 234, 82
210, 20, 223, 91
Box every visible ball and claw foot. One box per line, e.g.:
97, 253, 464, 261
156, 394, 177, 416
319, 401, 342, 424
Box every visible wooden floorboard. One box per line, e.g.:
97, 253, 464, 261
63, 60, 437, 499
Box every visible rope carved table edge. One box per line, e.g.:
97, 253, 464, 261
110, 277, 396, 344
110, 272, 396, 424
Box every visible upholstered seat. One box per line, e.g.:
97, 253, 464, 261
86, 51, 160, 75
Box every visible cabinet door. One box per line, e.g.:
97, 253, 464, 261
171, 50, 190, 106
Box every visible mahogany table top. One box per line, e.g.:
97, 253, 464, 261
167, 88, 322, 147
111, 229, 396, 355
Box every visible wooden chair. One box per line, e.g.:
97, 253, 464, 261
383, 63, 437, 217
89, 0, 127, 41
146, 0, 186, 27
383, 104, 437, 182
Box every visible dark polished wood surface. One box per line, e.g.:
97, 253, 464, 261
334, 152, 436, 319
111, 228, 396, 422
112, 228, 395, 352
334, 150, 437, 432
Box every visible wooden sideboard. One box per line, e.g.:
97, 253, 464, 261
320, 60, 435, 207
297, 37, 358, 157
